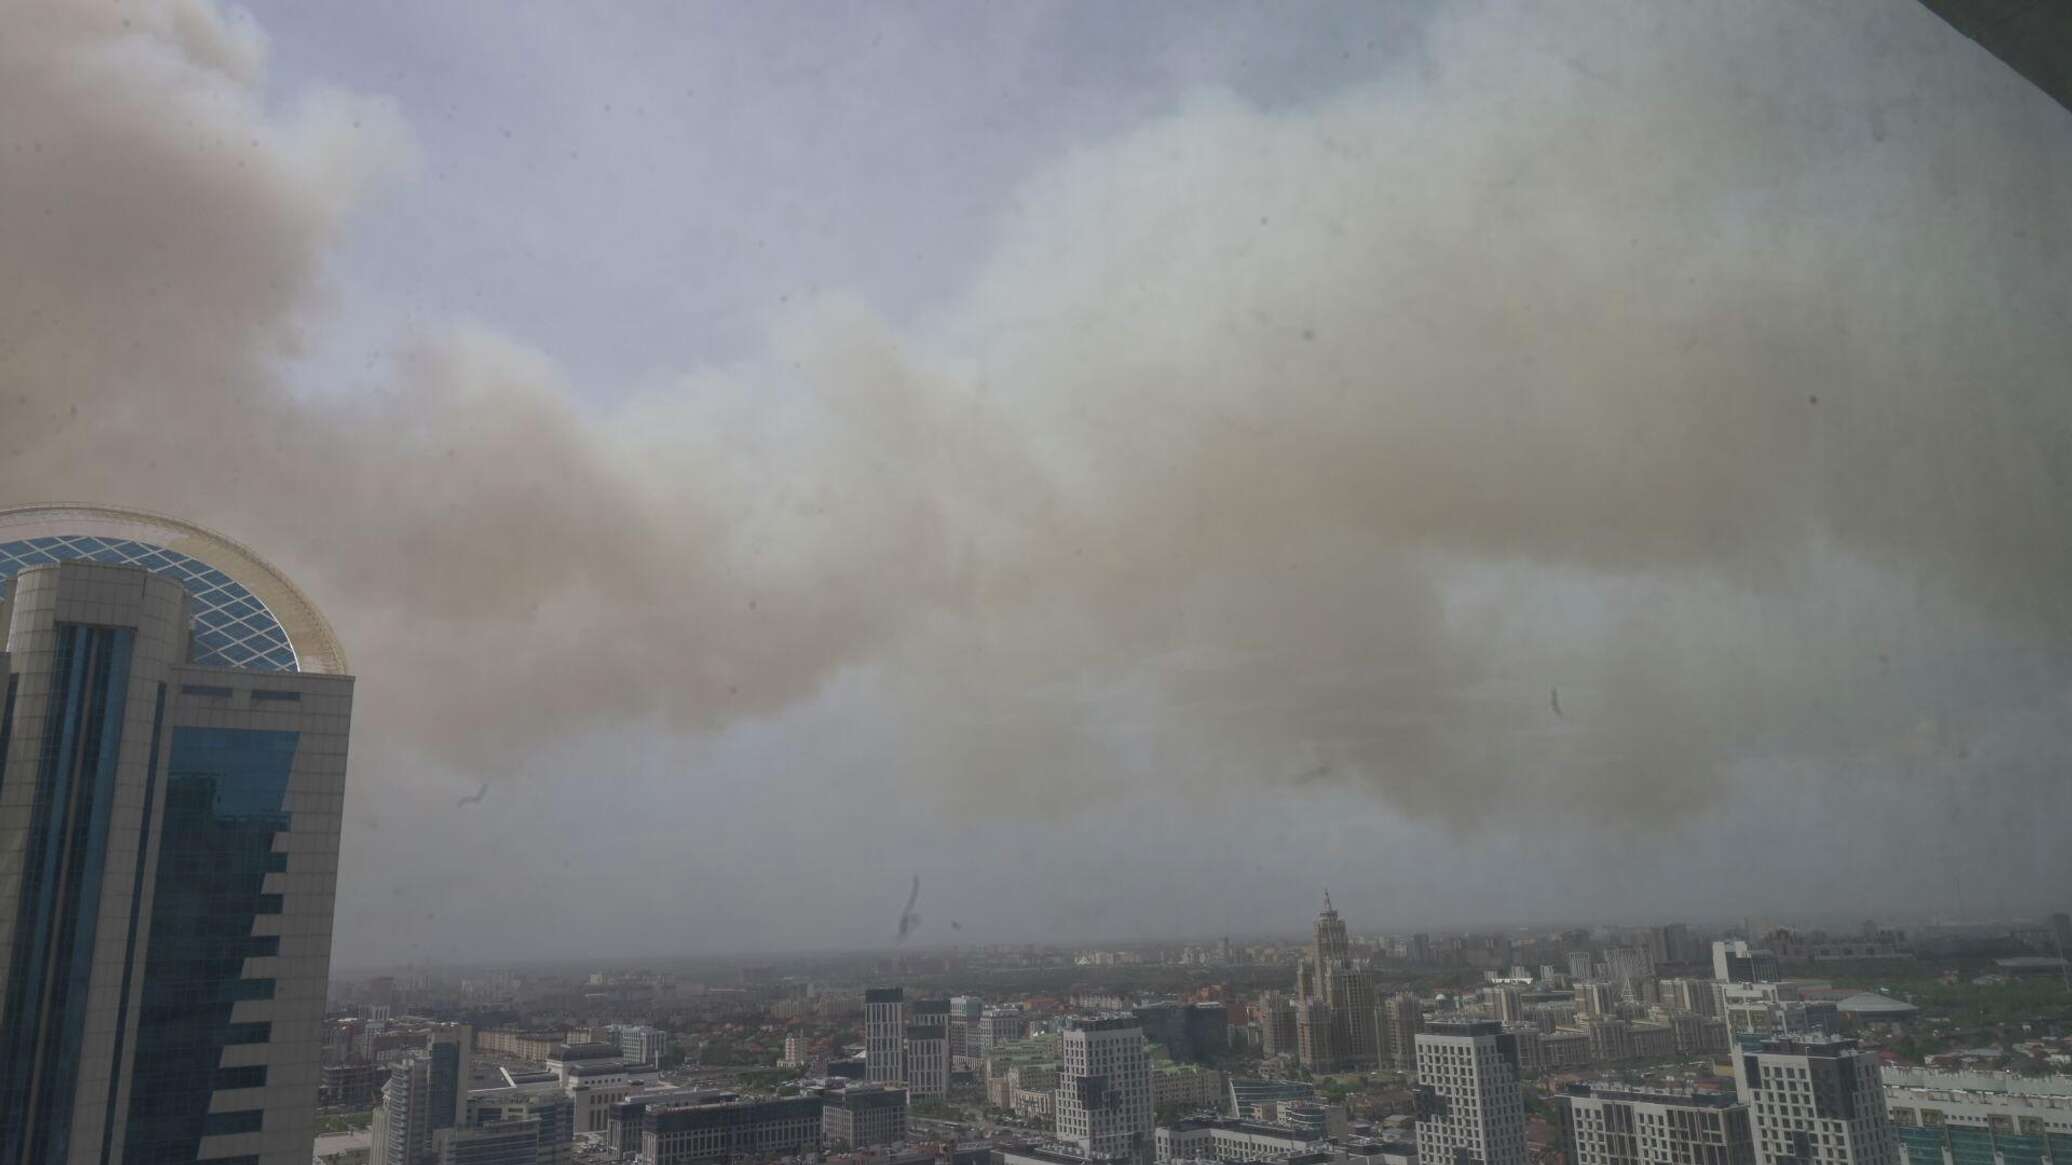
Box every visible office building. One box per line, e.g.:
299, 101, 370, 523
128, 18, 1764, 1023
430, 1026, 474, 1132
1057, 1015, 1155, 1164
613, 1025, 669, 1066
1296, 894, 1375, 1070
952, 996, 986, 1060
867, 987, 908, 1084
1732, 1034, 1898, 1165
1414, 1020, 1527, 1165
1647, 925, 1695, 968
1258, 993, 1299, 1060
983, 1006, 1032, 1052
466, 1085, 573, 1165
0, 506, 355, 1165
821, 1084, 910, 1149
1882, 1068, 2072, 1165
1486, 986, 1524, 1025
1572, 952, 1599, 982
1718, 983, 1840, 1049
641, 1095, 824, 1165
908, 998, 953, 1097
1560, 1083, 1755, 1165
373, 1056, 435, 1165
1715, 942, 1781, 984
1382, 992, 1424, 1070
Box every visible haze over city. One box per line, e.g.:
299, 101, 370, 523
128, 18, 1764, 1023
5, 0, 2071, 968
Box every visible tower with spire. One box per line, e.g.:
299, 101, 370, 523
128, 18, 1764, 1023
1294, 890, 1373, 1070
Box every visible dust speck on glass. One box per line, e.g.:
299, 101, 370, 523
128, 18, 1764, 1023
0, 536, 299, 672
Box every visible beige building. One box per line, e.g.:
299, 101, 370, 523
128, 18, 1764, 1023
0, 507, 355, 1165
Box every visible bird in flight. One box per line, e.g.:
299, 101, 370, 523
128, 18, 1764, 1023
896, 875, 922, 943
456, 782, 489, 807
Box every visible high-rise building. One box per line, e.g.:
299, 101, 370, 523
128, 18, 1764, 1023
430, 1025, 475, 1132
906, 999, 952, 1098
1295, 996, 1335, 1070
1718, 983, 1839, 1049
613, 1024, 669, 1066
0, 506, 355, 1165
1560, 1082, 1755, 1165
1296, 894, 1374, 1070
1663, 977, 1721, 1017
1607, 948, 1656, 994
1313, 891, 1350, 969
951, 996, 985, 1060
1258, 993, 1299, 1060
982, 1005, 1031, 1052
865, 987, 908, 1083
1381, 992, 1423, 1070
374, 1056, 435, 1165
466, 1084, 574, 1165
1414, 1020, 1527, 1165
1647, 924, 1693, 967
1486, 986, 1525, 1024
1571, 952, 1599, 982
1576, 980, 1620, 1018
1732, 1034, 1898, 1165
1057, 1015, 1154, 1164
1714, 941, 1781, 984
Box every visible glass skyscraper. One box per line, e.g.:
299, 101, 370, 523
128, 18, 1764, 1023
0, 505, 354, 1165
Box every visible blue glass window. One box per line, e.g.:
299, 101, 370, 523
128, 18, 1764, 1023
212, 1067, 267, 1091
122, 727, 298, 1165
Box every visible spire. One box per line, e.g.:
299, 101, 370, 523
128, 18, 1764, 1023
1322, 888, 1334, 913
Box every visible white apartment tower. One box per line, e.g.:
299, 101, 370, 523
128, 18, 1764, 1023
1732, 1034, 1899, 1165
1415, 1020, 1528, 1165
1057, 1015, 1155, 1164
906, 999, 952, 1098
865, 988, 908, 1084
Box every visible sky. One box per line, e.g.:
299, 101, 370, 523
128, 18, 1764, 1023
4, 0, 2070, 969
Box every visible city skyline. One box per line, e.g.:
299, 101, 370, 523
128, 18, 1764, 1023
4, 0, 2070, 967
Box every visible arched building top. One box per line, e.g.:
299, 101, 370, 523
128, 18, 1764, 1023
0, 503, 348, 675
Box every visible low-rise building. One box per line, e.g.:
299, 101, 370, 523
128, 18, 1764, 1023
1559, 1082, 1754, 1165
1155, 1116, 1319, 1163
643, 1095, 825, 1165
824, 1084, 911, 1149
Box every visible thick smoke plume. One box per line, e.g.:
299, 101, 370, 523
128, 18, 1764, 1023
4, 0, 2070, 842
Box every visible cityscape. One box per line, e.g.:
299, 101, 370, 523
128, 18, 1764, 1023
5, 2, 2072, 1165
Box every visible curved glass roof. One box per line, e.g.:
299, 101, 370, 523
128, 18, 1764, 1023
0, 535, 301, 672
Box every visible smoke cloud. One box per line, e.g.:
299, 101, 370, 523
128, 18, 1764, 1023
5, 0, 2070, 853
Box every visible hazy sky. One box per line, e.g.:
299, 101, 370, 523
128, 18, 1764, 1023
5, 0, 2070, 969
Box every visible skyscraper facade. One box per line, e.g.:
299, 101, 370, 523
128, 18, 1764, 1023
0, 506, 355, 1165
1733, 1034, 1898, 1165
1415, 1020, 1528, 1165
905, 999, 952, 1098
1295, 893, 1374, 1070
1057, 1015, 1154, 1164
1381, 992, 1424, 1070
865, 987, 908, 1084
